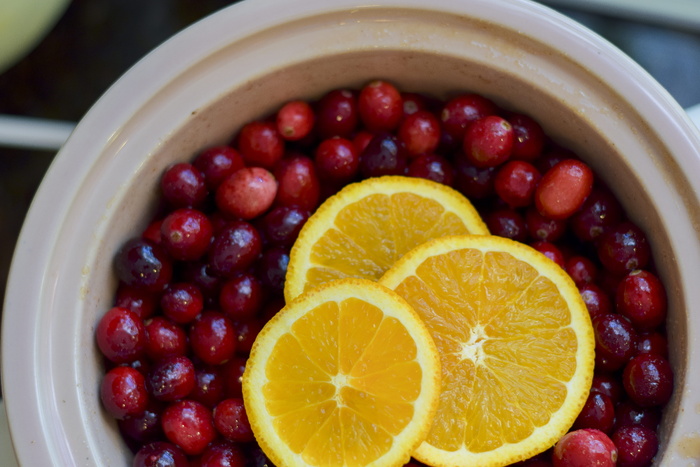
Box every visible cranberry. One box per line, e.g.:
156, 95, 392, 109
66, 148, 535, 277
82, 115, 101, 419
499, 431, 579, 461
115, 283, 159, 319
221, 357, 247, 398
358, 80, 403, 132
401, 92, 430, 118
118, 402, 163, 444
531, 241, 565, 269
494, 160, 541, 207
208, 221, 262, 278
193, 145, 245, 190
161, 282, 204, 324
572, 392, 615, 433
259, 205, 309, 247
614, 400, 662, 431
233, 319, 263, 355
359, 132, 408, 178
190, 365, 226, 409
597, 222, 651, 275
616, 270, 667, 331
276, 100, 315, 141
199, 440, 247, 467
570, 188, 623, 242
636, 331, 669, 358
179, 260, 222, 305
440, 93, 498, 141
160, 162, 208, 209
578, 283, 612, 319
535, 159, 594, 220
142, 220, 163, 245
161, 399, 217, 456
160, 208, 213, 261
213, 398, 255, 442
398, 110, 441, 156
189, 311, 237, 365
535, 148, 577, 173
593, 313, 638, 372
216, 167, 278, 220
274, 155, 321, 212
258, 246, 290, 294
114, 238, 173, 292
236, 120, 284, 169
565, 256, 598, 287
525, 207, 567, 243
314, 136, 360, 183
453, 156, 497, 199
552, 429, 617, 467
352, 130, 374, 154
590, 372, 624, 405
612, 425, 658, 467
144, 316, 189, 361
463, 115, 514, 168
246, 444, 274, 467
407, 153, 455, 186
147, 355, 196, 402
623, 353, 674, 407
133, 441, 189, 467
219, 273, 264, 321
100, 366, 149, 420
96, 306, 147, 364
484, 207, 527, 242
315, 89, 358, 138
508, 112, 546, 161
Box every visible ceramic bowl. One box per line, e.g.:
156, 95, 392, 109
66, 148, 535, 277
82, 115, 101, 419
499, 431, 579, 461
3, 0, 700, 465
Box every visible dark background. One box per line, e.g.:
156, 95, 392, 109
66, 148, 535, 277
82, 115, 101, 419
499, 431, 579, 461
1, 0, 700, 312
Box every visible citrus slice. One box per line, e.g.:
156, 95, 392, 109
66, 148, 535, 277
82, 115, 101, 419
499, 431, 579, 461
379, 235, 595, 467
243, 278, 442, 467
284, 176, 489, 302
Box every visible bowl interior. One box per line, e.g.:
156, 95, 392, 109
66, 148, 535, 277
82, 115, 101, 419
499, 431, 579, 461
4, 1, 700, 465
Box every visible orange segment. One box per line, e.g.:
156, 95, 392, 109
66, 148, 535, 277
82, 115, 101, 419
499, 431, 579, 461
379, 235, 595, 467
284, 176, 489, 302
243, 278, 441, 467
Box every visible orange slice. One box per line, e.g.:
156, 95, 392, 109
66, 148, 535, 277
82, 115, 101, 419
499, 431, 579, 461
379, 235, 595, 467
284, 176, 488, 302
243, 278, 442, 467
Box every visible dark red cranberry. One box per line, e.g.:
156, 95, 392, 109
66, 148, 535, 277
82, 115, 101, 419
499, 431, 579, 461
592, 313, 638, 372
623, 353, 674, 407
590, 372, 624, 405
193, 145, 245, 190
189, 311, 237, 365
535, 159, 594, 220
213, 398, 255, 442
236, 120, 284, 169
358, 80, 403, 132
578, 283, 612, 319
160, 208, 213, 261
221, 357, 247, 399
570, 188, 623, 242
552, 429, 617, 467
597, 222, 651, 275
160, 162, 208, 209
314, 136, 360, 183
636, 331, 669, 358
133, 441, 189, 467
572, 392, 615, 433
535, 148, 577, 173
190, 365, 226, 409
216, 167, 278, 220
219, 273, 264, 322
463, 115, 514, 168
114, 238, 173, 292
96, 306, 147, 364
199, 440, 247, 467
614, 400, 662, 431
616, 270, 667, 331
405, 154, 453, 185
565, 256, 598, 286
508, 112, 546, 161
276, 100, 315, 141
525, 207, 567, 243
401, 92, 430, 118
531, 241, 565, 269
258, 246, 290, 294
352, 130, 374, 154
147, 355, 196, 402
142, 220, 163, 245
315, 89, 358, 138
160, 282, 204, 324
179, 261, 222, 305
274, 155, 321, 212
359, 132, 408, 178
233, 319, 263, 355
118, 402, 164, 444
260, 205, 309, 247
453, 156, 496, 199
484, 207, 527, 242
100, 366, 149, 420
246, 444, 274, 467
144, 317, 189, 361
161, 399, 217, 456
115, 283, 159, 320
398, 110, 441, 156
493, 160, 541, 207
208, 221, 262, 278
612, 425, 658, 467
440, 93, 498, 141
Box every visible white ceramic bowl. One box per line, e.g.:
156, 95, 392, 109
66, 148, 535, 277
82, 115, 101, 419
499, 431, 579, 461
3, 0, 700, 465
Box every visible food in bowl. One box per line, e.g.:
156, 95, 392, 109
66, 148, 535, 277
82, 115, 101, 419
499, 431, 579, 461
95, 80, 673, 466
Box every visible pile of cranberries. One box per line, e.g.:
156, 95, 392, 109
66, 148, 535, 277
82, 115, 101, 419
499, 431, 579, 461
96, 80, 673, 467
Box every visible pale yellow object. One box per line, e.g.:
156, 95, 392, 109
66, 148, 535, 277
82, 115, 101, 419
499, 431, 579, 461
380, 235, 595, 467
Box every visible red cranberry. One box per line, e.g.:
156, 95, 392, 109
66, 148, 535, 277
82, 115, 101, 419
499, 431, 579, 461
572, 392, 615, 433
142, 220, 163, 245
233, 319, 263, 355
161, 208, 213, 261
565, 256, 598, 286
193, 145, 245, 190
190, 365, 226, 409
636, 331, 669, 358
623, 353, 674, 407
453, 156, 497, 199
398, 110, 441, 156
219, 273, 264, 321
553, 429, 617, 467
352, 130, 374, 154
407, 154, 455, 186
508, 112, 546, 161
208, 221, 262, 278
314, 136, 360, 183
463, 115, 514, 168
614, 400, 662, 431
531, 241, 565, 269
213, 398, 255, 442
315, 89, 358, 138
179, 260, 222, 305
216, 167, 278, 220
144, 316, 189, 361
160, 163, 208, 209
161, 399, 217, 456
592, 313, 638, 372
100, 366, 149, 420
570, 187, 623, 242
115, 283, 159, 319
161, 283, 204, 324
96, 306, 147, 364
440, 93, 498, 141
484, 207, 527, 242
189, 311, 237, 365
274, 155, 321, 212
535, 159, 594, 220
147, 355, 196, 402
597, 222, 651, 275
358, 80, 403, 132
118, 402, 163, 444
616, 270, 667, 331
524, 207, 567, 243
612, 425, 658, 467
258, 246, 290, 294
578, 283, 612, 319
590, 372, 624, 405
221, 357, 247, 398
535, 148, 577, 173
401, 92, 430, 118
259, 205, 309, 247
494, 160, 541, 207
133, 441, 189, 467
236, 120, 284, 169
114, 238, 173, 292
276, 100, 315, 141
199, 440, 247, 467
359, 132, 408, 178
